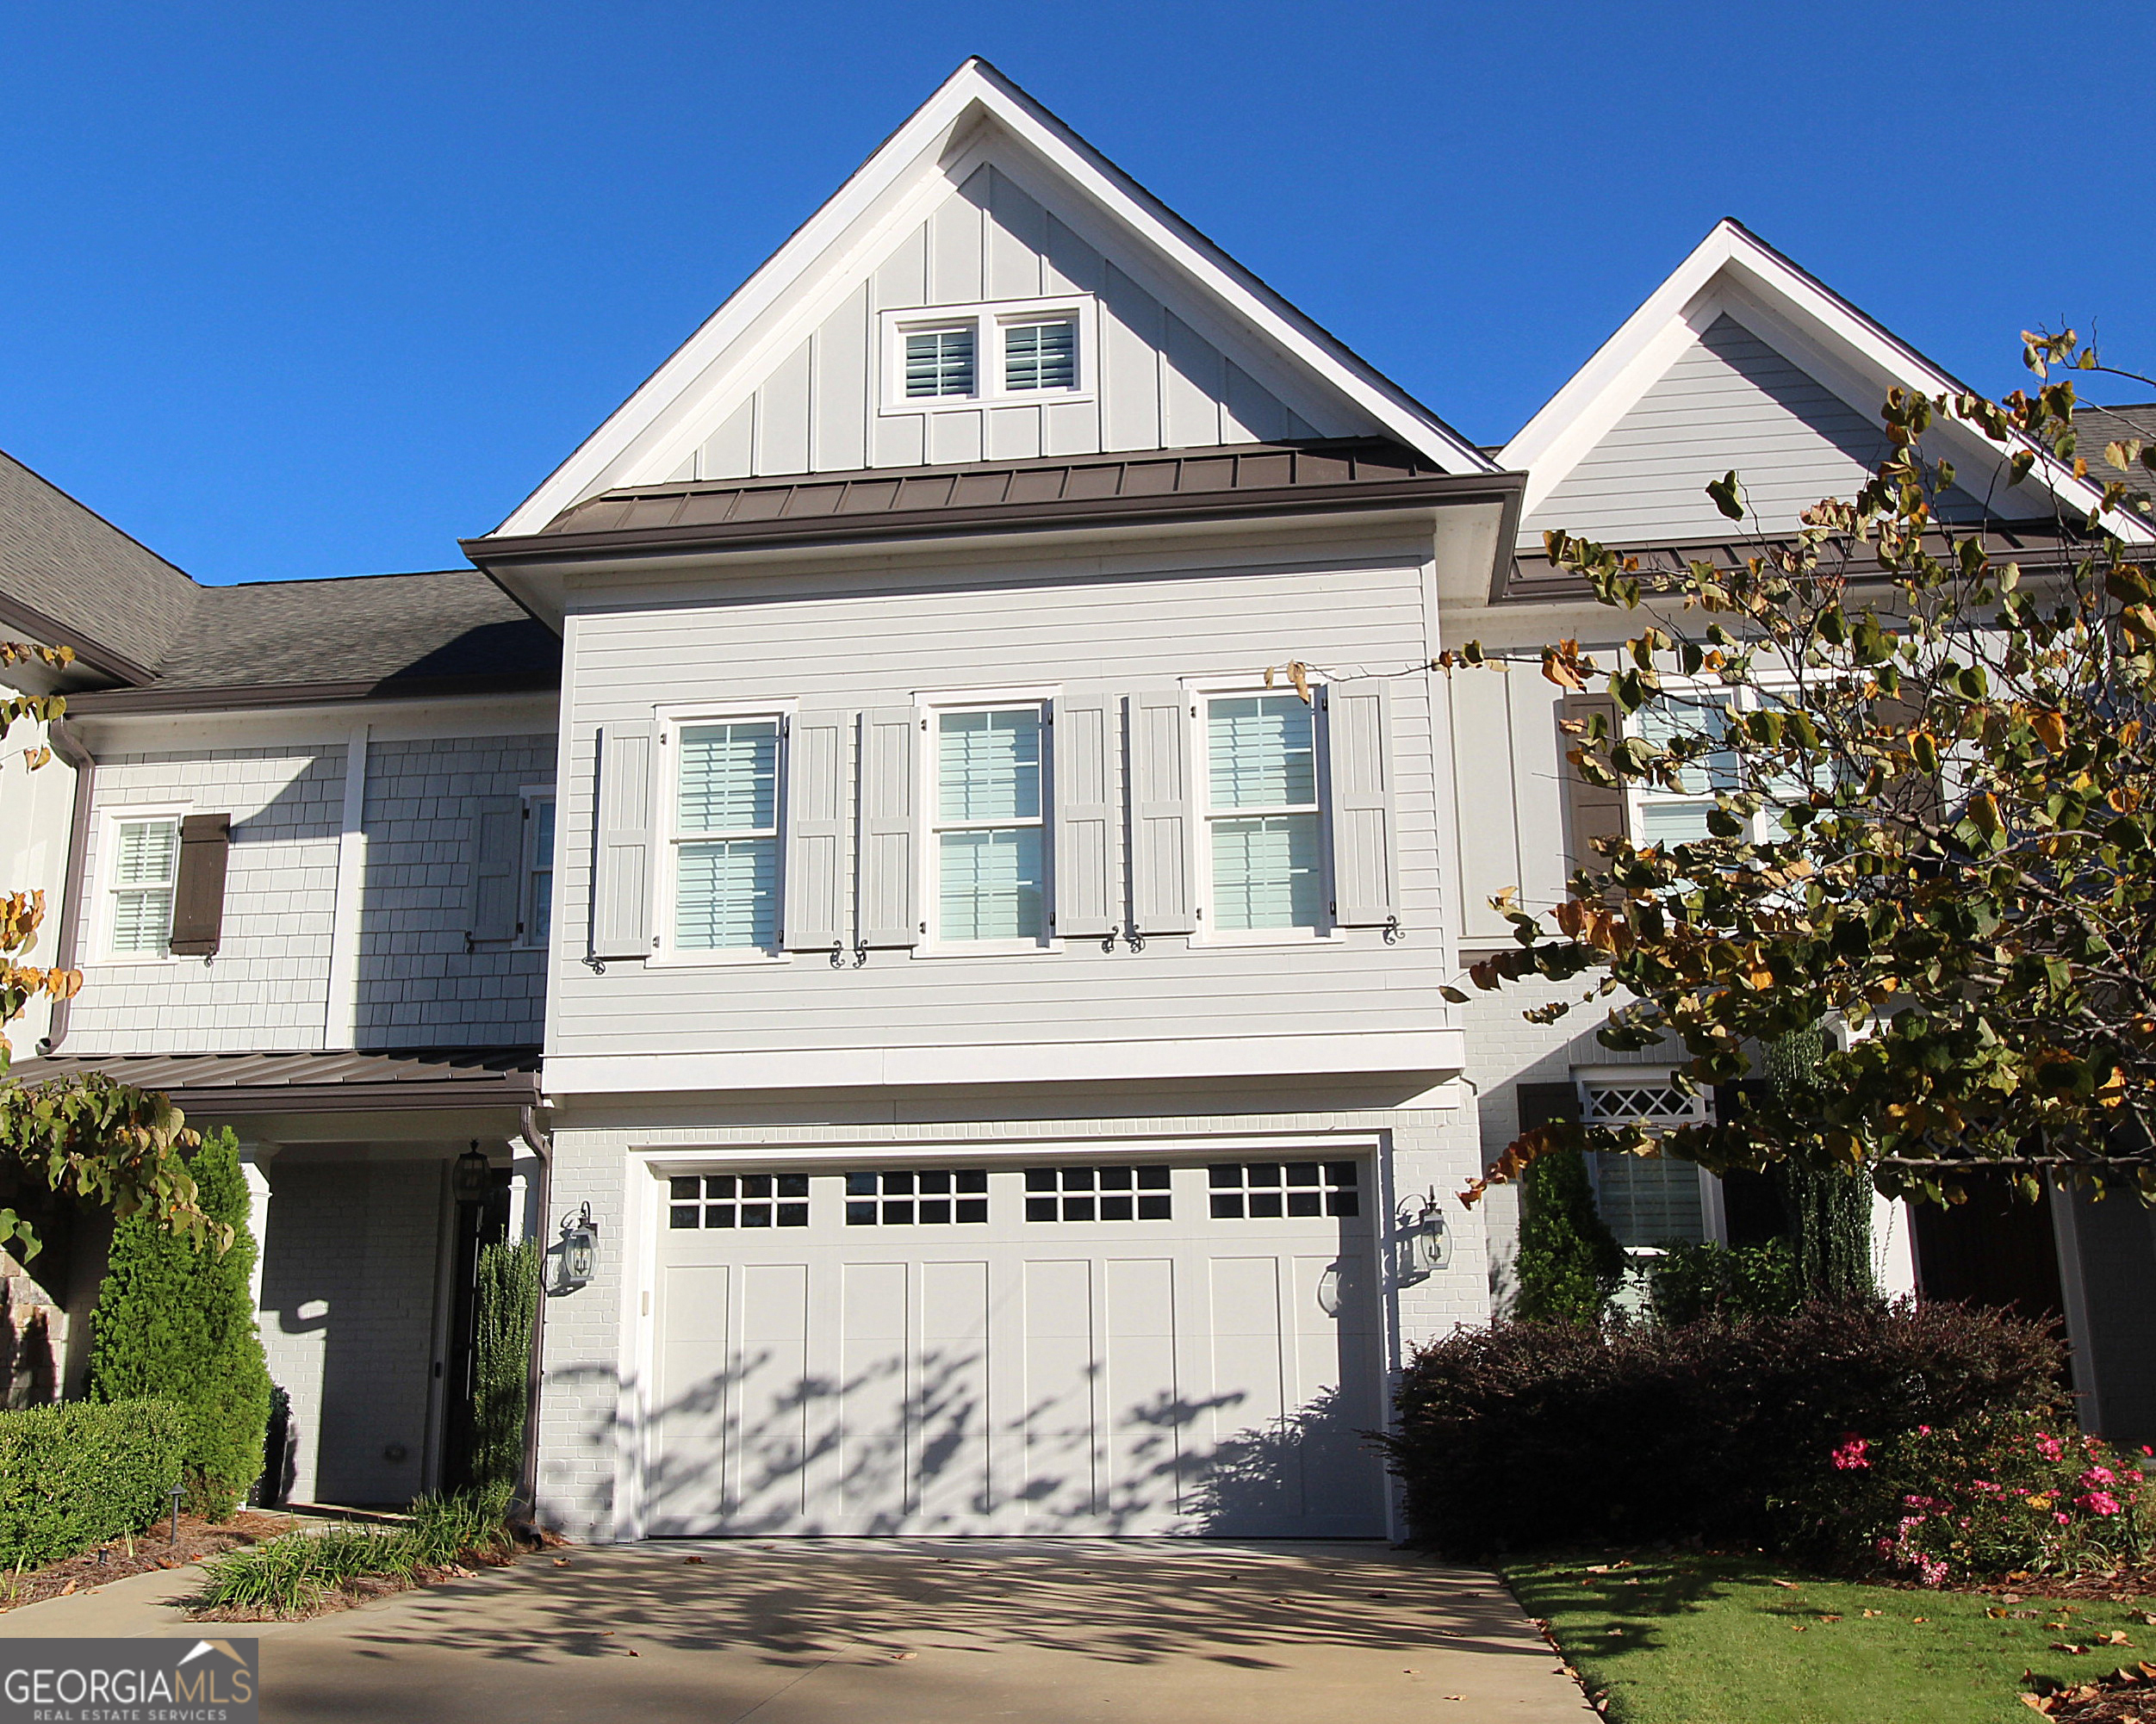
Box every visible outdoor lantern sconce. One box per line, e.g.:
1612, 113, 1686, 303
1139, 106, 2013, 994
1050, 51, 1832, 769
556, 1202, 600, 1293
452, 1142, 492, 1206
1399, 1190, 1452, 1281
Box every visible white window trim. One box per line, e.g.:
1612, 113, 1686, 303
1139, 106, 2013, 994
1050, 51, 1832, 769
1574, 1066, 1726, 1250
650, 702, 794, 968
914, 686, 1060, 958
1184, 674, 1336, 947
89, 802, 191, 966
517, 786, 556, 952
878, 295, 1098, 416
1625, 673, 1824, 847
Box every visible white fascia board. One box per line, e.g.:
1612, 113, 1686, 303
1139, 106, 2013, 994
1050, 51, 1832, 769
542, 1027, 1467, 1099
1501, 219, 2154, 545
490, 61, 1493, 540
70, 692, 560, 755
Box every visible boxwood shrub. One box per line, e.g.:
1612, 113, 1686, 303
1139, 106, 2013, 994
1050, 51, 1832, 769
0, 1398, 188, 1571
1382, 1300, 2062, 1556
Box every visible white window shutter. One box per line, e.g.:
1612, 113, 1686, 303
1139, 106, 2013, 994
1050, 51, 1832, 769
1128, 687, 1196, 935
590, 723, 657, 961
857, 707, 920, 948
1325, 679, 1398, 927
470, 799, 523, 942
1051, 687, 1118, 939
782, 711, 850, 952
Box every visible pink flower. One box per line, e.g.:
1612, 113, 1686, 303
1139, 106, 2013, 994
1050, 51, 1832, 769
2082, 1467, 2118, 1488
2036, 1434, 2066, 1462
1917, 1556, 1948, 1587
1917, 1424, 1932, 1436
2078, 1491, 2122, 1517
2140, 1446, 2153, 1458
2056, 1511, 2072, 1525
1831, 1435, 1871, 1471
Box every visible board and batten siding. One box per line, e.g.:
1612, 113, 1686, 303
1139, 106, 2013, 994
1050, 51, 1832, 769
550, 538, 1448, 1062
675, 164, 1325, 486
1519, 313, 1997, 545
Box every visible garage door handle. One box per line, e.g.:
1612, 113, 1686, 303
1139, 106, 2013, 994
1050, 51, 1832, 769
1317, 1266, 1342, 1317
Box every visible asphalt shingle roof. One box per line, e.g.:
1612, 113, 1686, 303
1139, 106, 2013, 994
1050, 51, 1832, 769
2076, 404, 2156, 504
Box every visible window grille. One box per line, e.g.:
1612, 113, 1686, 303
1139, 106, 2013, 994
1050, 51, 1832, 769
1207, 1162, 1359, 1219
668, 1173, 809, 1229
1024, 1166, 1171, 1222
904, 326, 976, 398
1003, 319, 1077, 391
1204, 694, 1322, 931
935, 707, 1045, 942
846, 1169, 988, 1226
674, 720, 780, 951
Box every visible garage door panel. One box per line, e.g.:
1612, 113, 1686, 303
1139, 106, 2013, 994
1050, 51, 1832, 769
1103, 1256, 1182, 1529
735, 1261, 813, 1532
917, 1259, 993, 1529
1021, 1257, 1099, 1522
649, 1263, 731, 1535
838, 1261, 911, 1526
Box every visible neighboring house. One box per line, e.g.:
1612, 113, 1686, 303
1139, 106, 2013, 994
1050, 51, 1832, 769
1, 60, 2149, 1523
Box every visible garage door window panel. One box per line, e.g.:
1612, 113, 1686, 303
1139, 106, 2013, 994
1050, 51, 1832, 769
1208, 1161, 1359, 1219
668, 1172, 809, 1229
1024, 1166, 1171, 1222
846, 1169, 989, 1225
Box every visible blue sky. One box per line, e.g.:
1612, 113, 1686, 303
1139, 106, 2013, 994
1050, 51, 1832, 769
3, 1, 2149, 586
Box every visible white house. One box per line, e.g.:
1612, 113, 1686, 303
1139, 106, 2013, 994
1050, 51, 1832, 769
4, 59, 2151, 1533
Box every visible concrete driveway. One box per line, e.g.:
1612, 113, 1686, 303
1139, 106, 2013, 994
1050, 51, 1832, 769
263, 1540, 1590, 1722
3, 1539, 1596, 1721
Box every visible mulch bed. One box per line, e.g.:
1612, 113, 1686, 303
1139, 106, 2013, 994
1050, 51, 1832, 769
0, 1510, 295, 1612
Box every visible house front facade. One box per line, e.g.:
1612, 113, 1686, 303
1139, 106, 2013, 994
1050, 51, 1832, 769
4, 59, 2152, 1534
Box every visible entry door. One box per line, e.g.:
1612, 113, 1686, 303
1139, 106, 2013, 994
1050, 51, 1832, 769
647, 1157, 1384, 1537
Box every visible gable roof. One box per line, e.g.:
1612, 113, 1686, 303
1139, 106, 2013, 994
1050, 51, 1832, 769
0, 447, 200, 681
1500, 220, 2154, 549
485, 59, 1496, 541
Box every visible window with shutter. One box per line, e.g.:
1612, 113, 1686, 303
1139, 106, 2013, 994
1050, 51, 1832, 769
932, 706, 1046, 946
108, 815, 180, 957
1003, 318, 1077, 392
524, 795, 556, 946
1202, 692, 1324, 933
670, 719, 781, 952
904, 326, 976, 399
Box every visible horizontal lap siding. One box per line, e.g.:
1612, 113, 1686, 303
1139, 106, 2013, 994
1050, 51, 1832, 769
552, 556, 1446, 1059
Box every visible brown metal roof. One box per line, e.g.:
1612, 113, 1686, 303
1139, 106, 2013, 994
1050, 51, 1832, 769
1497, 520, 2095, 603
6, 1046, 541, 1116
466, 438, 1523, 567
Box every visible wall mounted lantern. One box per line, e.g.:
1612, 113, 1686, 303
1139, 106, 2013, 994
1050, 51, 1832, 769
555, 1203, 600, 1293
452, 1142, 493, 1206
1398, 1190, 1452, 1281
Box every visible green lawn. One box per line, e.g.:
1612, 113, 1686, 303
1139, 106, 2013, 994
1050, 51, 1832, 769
1504, 1552, 2153, 1724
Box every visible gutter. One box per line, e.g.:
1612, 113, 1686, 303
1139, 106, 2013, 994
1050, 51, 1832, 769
37, 720, 95, 1055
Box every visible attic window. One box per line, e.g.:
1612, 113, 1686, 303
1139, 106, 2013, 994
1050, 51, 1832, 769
1003, 318, 1076, 392
905, 327, 976, 399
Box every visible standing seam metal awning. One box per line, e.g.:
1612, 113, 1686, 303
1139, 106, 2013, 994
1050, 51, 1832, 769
3, 1048, 542, 1115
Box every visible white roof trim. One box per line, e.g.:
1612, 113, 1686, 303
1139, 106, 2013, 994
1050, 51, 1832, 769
490, 59, 1494, 539
1500, 218, 2153, 546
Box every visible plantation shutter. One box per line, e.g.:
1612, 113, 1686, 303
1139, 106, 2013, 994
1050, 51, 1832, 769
590, 722, 657, 961
1559, 692, 1626, 873
469, 800, 522, 943
167, 812, 231, 957
1324, 679, 1397, 927
857, 707, 920, 949
1128, 687, 1196, 936
1051, 686, 1118, 939
782, 710, 850, 952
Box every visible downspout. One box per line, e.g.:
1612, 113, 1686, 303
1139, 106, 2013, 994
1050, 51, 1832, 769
515, 1102, 554, 1523
37, 719, 96, 1054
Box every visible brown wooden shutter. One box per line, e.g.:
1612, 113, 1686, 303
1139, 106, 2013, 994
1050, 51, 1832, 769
168, 813, 231, 956
1559, 692, 1625, 873
1515, 1081, 1581, 1132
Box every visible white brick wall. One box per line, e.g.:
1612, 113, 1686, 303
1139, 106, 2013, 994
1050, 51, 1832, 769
531, 1085, 1492, 1542
257, 1157, 445, 1505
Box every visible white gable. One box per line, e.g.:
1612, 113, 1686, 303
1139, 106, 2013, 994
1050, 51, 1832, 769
1503, 220, 2152, 549
494, 60, 1492, 536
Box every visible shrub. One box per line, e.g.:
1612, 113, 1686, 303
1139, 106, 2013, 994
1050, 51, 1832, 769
0, 1398, 187, 1571
1513, 1149, 1625, 1322
195, 1485, 516, 1617
87, 1129, 274, 1519
1780, 1413, 2153, 1585
470, 1239, 540, 1494
1648, 1239, 1805, 1325
1382, 1299, 2064, 1556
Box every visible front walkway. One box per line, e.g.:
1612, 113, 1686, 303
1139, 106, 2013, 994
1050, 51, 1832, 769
2, 1538, 1595, 1722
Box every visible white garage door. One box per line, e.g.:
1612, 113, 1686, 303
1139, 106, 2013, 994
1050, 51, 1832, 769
646, 1157, 1385, 1538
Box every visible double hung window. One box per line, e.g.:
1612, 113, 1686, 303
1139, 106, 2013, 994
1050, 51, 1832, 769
933, 706, 1046, 945
1629, 695, 1739, 846
108, 815, 180, 958
1579, 1074, 1714, 1250
1203, 693, 1324, 933
672, 719, 780, 953
524, 795, 556, 946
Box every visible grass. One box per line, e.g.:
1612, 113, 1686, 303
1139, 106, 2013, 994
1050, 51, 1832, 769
1505, 1551, 2156, 1724
194, 1485, 516, 1618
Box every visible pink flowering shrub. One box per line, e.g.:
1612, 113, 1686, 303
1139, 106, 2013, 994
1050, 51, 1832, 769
1780, 1411, 2151, 1586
